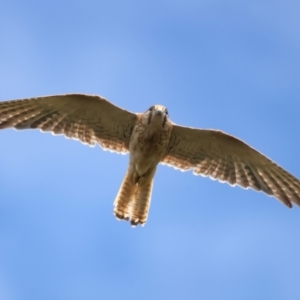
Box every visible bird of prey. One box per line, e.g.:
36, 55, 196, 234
0, 94, 299, 226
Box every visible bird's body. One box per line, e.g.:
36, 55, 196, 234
129, 107, 172, 178
0, 94, 299, 226
114, 106, 173, 225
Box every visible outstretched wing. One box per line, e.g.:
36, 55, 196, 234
162, 125, 300, 207
0, 94, 137, 153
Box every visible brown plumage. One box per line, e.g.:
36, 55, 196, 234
0, 94, 299, 226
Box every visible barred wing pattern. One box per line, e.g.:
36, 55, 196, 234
163, 126, 300, 207
0, 94, 137, 153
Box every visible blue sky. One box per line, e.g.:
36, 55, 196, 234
0, 1, 300, 299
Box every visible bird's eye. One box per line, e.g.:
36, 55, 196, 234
165, 109, 168, 115
148, 106, 154, 112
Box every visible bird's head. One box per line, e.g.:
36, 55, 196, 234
145, 105, 169, 127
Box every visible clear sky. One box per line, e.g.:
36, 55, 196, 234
0, 1, 300, 300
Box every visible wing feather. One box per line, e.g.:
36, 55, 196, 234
163, 125, 300, 207
0, 94, 137, 153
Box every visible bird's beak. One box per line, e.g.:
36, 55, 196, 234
154, 108, 164, 116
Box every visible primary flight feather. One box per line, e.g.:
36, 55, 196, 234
0, 94, 299, 226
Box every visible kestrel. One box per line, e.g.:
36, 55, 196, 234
0, 94, 299, 226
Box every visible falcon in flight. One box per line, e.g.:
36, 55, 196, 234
0, 94, 299, 226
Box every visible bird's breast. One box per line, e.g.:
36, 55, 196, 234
129, 123, 172, 175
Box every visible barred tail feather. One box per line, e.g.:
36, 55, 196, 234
114, 167, 156, 226
114, 171, 136, 221
130, 179, 153, 226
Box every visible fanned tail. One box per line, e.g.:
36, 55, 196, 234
114, 168, 155, 226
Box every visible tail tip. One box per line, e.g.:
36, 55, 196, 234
114, 211, 146, 227
114, 211, 129, 221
